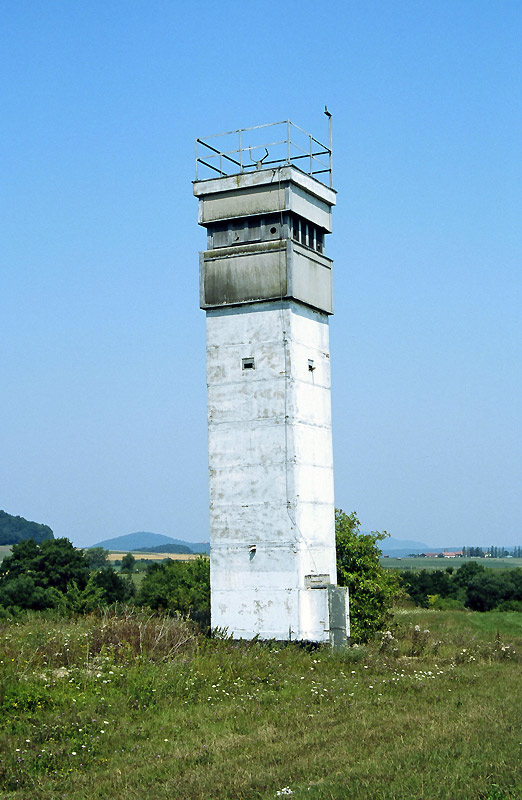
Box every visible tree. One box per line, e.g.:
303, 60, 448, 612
0, 538, 90, 612
121, 553, 136, 574
335, 510, 402, 643
0, 538, 133, 613
0, 538, 90, 594
453, 560, 486, 588
84, 547, 109, 570
89, 566, 135, 603
138, 557, 210, 628
400, 568, 460, 607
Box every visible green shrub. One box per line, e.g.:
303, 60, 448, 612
335, 510, 402, 642
137, 557, 210, 628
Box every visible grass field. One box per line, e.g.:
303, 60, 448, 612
0, 607, 521, 800
381, 556, 522, 571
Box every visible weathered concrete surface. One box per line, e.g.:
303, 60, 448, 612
196, 160, 349, 644
207, 302, 338, 641
200, 239, 333, 314
194, 166, 336, 232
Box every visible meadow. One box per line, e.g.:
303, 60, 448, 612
0, 607, 521, 800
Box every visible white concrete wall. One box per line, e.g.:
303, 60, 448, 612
207, 300, 337, 640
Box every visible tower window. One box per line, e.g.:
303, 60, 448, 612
242, 357, 255, 370
289, 214, 326, 254
212, 222, 229, 248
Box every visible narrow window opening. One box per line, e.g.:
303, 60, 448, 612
242, 357, 255, 371
247, 218, 261, 242
308, 359, 315, 372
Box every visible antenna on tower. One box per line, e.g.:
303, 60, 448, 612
324, 106, 332, 187
249, 147, 269, 170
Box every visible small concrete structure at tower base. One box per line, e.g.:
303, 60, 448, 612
194, 121, 350, 646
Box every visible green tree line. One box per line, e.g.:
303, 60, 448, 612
4, 515, 517, 641
400, 561, 522, 611
0, 512, 396, 643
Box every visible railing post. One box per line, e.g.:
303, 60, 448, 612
328, 115, 333, 188
309, 134, 313, 176
239, 129, 243, 172
287, 120, 291, 165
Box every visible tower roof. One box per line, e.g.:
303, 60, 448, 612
195, 120, 332, 188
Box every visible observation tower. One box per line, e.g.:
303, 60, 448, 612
194, 119, 349, 645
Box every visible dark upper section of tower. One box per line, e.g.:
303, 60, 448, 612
194, 122, 336, 315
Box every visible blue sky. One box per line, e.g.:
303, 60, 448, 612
1, 0, 521, 547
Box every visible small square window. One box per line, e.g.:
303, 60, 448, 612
242, 357, 255, 370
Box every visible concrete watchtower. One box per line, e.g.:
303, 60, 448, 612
194, 120, 349, 645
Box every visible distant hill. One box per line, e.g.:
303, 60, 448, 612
132, 543, 194, 555
380, 536, 466, 557
380, 536, 431, 556
0, 510, 54, 546
88, 531, 209, 555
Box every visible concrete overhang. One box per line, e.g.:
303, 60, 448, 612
194, 166, 336, 233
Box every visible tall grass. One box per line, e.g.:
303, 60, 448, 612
0, 608, 521, 799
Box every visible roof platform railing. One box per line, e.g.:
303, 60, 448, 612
195, 120, 332, 188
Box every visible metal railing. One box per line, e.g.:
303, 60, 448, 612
195, 120, 332, 187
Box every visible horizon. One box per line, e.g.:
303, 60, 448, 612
1, 511, 518, 552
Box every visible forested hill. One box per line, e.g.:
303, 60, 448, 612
89, 532, 210, 554
0, 510, 54, 545
132, 543, 194, 555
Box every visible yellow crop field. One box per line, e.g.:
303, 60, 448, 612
106, 551, 204, 562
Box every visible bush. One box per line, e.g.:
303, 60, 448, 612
0, 539, 90, 612
0, 539, 135, 615
138, 557, 210, 628
121, 553, 136, 573
335, 510, 402, 643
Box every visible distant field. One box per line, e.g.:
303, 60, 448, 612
382, 556, 522, 570
0, 546, 203, 566
107, 551, 204, 562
